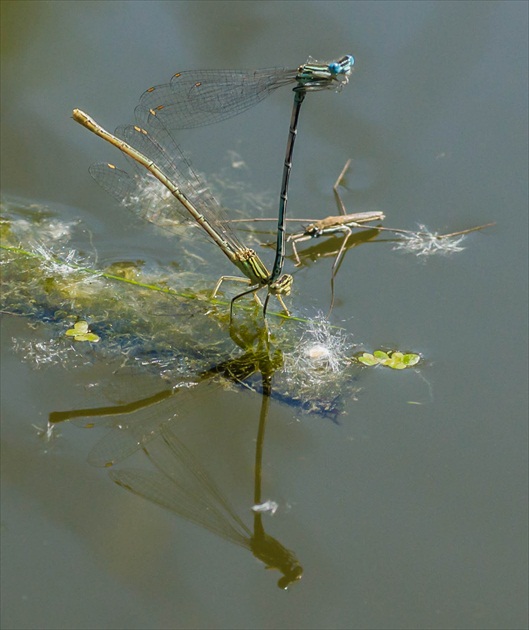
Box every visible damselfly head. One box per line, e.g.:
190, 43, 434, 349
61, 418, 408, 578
298, 54, 355, 90
270, 273, 293, 297
328, 55, 355, 82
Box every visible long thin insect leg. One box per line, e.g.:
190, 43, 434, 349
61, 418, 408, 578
230, 284, 262, 320
328, 226, 352, 314
212, 275, 252, 299
333, 158, 352, 216
291, 238, 305, 266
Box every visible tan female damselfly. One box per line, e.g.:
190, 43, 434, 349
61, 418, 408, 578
73, 109, 293, 318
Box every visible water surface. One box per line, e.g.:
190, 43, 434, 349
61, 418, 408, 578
1, 2, 527, 629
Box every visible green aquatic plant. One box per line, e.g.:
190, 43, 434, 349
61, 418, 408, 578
65, 320, 100, 343
356, 350, 421, 370
1, 196, 364, 418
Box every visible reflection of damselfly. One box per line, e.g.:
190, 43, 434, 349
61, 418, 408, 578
136, 55, 355, 290
51, 348, 304, 588
73, 109, 293, 318
111, 415, 302, 589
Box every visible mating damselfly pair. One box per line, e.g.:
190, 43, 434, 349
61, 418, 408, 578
74, 55, 355, 319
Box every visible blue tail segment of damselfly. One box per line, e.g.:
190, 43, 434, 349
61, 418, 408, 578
135, 55, 355, 291
72, 109, 293, 318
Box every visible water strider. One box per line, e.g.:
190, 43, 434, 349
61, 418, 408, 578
230, 159, 495, 313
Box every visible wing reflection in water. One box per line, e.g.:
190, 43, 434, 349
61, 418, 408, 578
110, 417, 303, 590
48, 331, 304, 588
108, 346, 303, 589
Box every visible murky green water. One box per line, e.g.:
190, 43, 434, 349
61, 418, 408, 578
1, 2, 527, 629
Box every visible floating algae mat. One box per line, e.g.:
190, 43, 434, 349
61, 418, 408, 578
1, 195, 364, 419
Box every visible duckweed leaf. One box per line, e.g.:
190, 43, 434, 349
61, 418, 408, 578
65, 321, 100, 342
357, 352, 380, 366
402, 353, 420, 367
356, 350, 420, 369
